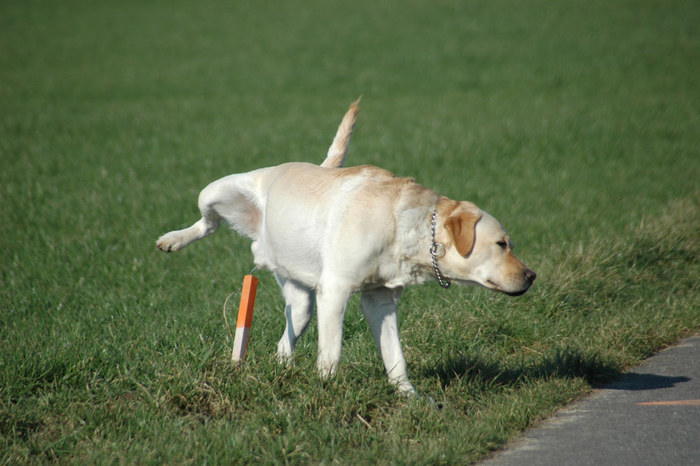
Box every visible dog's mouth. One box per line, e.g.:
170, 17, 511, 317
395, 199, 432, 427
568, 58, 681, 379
486, 279, 531, 297
502, 287, 530, 297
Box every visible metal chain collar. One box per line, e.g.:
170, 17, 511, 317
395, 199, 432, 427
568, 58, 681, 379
430, 210, 451, 289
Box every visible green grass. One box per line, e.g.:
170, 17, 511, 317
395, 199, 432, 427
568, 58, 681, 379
1, 0, 698, 463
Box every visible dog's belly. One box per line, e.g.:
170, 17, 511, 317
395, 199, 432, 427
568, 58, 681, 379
254, 217, 326, 288
255, 181, 328, 287
252, 228, 323, 287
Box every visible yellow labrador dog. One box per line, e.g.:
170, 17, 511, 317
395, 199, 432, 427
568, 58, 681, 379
157, 100, 535, 394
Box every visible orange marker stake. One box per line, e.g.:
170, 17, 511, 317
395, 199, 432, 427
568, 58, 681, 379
232, 275, 259, 362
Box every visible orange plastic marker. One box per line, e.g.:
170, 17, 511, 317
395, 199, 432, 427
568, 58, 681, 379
232, 275, 259, 362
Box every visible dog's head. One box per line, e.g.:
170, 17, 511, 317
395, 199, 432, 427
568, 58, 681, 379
436, 200, 536, 296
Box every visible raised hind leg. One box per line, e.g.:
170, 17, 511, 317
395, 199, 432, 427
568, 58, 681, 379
156, 214, 220, 252
156, 172, 262, 252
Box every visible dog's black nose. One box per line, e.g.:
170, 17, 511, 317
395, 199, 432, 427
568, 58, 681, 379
524, 269, 536, 283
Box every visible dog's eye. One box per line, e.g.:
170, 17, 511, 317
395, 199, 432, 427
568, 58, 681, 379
496, 240, 507, 249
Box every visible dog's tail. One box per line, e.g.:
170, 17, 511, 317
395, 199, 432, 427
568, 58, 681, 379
321, 97, 361, 168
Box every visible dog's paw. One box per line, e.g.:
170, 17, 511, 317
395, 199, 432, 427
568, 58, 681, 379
395, 380, 417, 396
276, 345, 294, 365
317, 359, 339, 380
156, 231, 184, 252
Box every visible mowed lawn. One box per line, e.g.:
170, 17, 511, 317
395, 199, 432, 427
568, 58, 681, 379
1, 0, 698, 463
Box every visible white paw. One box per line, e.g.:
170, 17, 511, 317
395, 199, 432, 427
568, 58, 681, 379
277, 341, 294, 365
317, 359, 338, 379
156, 231, 184, 252
395, 380, 417, 396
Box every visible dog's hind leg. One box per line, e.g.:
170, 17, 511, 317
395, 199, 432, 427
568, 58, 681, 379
361, 287, 415, 394
156, 210, 220, 253
315, 283, 352, 379
156, 173, 262, 252
276, 276, 315, 362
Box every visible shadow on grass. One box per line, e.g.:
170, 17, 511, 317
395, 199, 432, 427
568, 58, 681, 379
422, 348, 693, 395
422, 347, 623, 391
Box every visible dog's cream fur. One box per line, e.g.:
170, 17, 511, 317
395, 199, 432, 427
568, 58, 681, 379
157, 100, 535, 394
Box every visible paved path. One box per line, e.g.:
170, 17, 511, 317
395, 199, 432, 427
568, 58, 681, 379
482, 334, 700, 466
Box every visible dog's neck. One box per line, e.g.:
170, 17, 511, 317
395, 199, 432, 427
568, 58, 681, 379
373, 189, 445, 289
430, 209, 451, 289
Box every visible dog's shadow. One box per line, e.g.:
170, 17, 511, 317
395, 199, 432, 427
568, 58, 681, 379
601, 372, 690, 390
420, 348, 689, 392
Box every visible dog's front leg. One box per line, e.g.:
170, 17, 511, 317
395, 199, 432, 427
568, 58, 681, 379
361, 287, 415, 395
315, 284, 351, 379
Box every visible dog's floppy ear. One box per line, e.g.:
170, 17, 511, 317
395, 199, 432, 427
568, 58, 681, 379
445, 210, 482, 257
